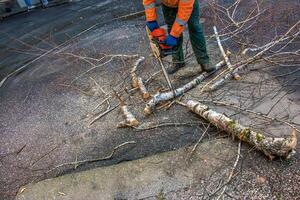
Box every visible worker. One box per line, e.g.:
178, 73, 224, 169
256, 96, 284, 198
40, 0, 48, 8
24, 0, 35, 10
143, 0, 215, 74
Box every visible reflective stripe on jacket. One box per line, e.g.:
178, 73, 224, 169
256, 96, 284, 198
143, 0, 195, 38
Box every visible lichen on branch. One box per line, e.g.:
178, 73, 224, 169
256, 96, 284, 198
186, 100, 297, 159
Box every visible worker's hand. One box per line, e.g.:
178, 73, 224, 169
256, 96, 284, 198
163, 35, 178, 47
147, 21, 159, 32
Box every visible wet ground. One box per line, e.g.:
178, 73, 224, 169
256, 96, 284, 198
16, 139, 237, 200
0, 0, 300, 199
0, 1, 209, 198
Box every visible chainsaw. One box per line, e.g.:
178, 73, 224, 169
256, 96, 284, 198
146, 26, 178, 93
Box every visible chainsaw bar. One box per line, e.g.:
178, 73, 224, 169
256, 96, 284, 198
146, 26, 176, 93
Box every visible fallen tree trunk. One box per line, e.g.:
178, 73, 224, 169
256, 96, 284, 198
186, 100, 297, 159
144, 61, 226, 115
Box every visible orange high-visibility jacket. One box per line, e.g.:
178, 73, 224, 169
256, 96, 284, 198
143, 0, 195, 38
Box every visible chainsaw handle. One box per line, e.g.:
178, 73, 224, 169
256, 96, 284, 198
159, 45, 179, 57
157, 40, 177, 49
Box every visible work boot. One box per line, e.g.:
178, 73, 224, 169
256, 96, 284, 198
5, 8, 12, 13
167, 62, 185, 74
174, 65, 202, 79
200, 62, 216, 73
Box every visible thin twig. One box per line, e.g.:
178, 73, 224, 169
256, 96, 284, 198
89, 103, 119, 126
216, 141, 241, 200
190, 123, 211, 155
133, 122, 203, 131
30, 146, 59, 167
45, 141, 136, 175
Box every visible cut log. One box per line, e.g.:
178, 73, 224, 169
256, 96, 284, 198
144, 61, 226, 115
186, 100, 297, 159
137, 77, 150, 100
131, 57, 145, 88
115, 93, 139, 128
117, 104, 140, 128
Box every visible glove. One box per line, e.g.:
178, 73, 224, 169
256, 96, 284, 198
164, 35, 178, 47
147, 21, 159, 32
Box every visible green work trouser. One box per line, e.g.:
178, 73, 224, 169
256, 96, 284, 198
162, 0, 210, 65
